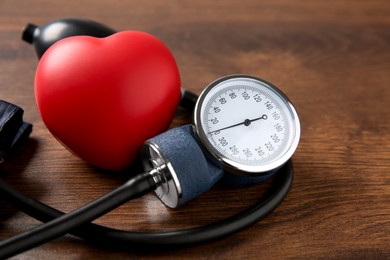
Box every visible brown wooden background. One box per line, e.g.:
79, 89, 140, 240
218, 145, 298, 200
1, 0, 389, 259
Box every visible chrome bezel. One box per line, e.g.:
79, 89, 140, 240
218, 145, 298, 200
192, 75, 300, 176
141, 141, 182, 208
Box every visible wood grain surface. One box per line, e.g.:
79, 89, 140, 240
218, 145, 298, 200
1, 0, 389, 259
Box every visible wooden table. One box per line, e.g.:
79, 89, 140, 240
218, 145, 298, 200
1, 0, 389, 258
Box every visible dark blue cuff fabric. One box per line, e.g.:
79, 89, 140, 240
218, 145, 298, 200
147, 125, 224, 206
147, 124, 279, 206
0, 100, 32, 161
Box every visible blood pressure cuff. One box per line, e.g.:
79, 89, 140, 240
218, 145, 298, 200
0, 100, 32, 162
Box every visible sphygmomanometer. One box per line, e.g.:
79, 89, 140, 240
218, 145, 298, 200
0, 18, 300, 258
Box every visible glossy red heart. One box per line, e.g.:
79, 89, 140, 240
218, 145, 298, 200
35, 31, 181, 170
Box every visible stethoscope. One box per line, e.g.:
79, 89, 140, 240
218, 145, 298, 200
0, 18, 300, 258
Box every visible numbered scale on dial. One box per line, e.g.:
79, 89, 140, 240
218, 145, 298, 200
193, 75, 300, 176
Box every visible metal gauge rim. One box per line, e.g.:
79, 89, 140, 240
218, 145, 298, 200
192, 74, 300, 176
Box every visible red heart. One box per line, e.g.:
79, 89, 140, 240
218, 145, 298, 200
35, 31, 181, 170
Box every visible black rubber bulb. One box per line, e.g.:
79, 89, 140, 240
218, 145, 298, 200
22, 18, 116, 59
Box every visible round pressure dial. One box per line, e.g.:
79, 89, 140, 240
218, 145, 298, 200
193, 75, 300, 176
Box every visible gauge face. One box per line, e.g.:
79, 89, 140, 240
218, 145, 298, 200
193, 75, 300, 175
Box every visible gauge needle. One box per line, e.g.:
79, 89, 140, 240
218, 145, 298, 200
208, 114, 267, 134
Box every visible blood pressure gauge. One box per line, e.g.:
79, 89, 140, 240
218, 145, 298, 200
193, 75, 300, 176
142, 74, 300, 208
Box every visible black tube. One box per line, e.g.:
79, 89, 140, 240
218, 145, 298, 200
0, 172, 156, 259
180, 89, 198, 111
0, 161, 292, 255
